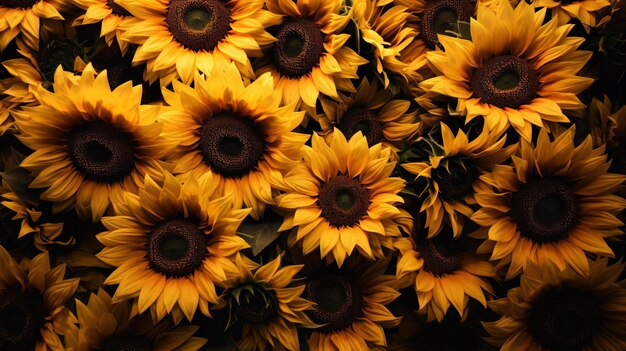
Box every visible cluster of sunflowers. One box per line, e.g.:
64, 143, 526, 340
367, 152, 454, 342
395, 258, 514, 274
1, 0, 626, 349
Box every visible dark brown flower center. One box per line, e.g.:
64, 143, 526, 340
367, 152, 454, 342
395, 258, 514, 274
68, 121, 137, 183
273, 18, 324, 78
234, 287, 278, 324
0, 204, 20, 250
511, 178, 577, 243
421, 0, 473, 49
102, 336, 153, 351
166, 0, 231, 52
107, 0, 132, 16
37, 39, 83, 83
338, 109, 384, 146
305, 274, 361, 332
415, 232, 461, 276
529, 289, 601, 351
0, 0, 37, 9
0, 289, 46, 351
471, 55, 539, 109
147, 219, 208, 278
318, 175, 370, 227
431, 162, 477, 200
198, 113, 266, 178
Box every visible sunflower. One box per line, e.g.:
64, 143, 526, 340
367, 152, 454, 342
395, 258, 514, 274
318, 77, 420, 150
255, 0, 368, 108
0, 0, 65, 52
0, 246, 79, 350
589, 95, 626, 174
116, 0, 280, 85
484, 258, 626, 351
419, 0, 593, 140
13, 64, 176, 222
531, 0, 611, 30
160, 64, 307, 220
395, 226, 495, 322
351, 0, 426, 87
96, 171, 250, 323
72, 0, 138, 55
217, 255, 315, 351
62, 288, 207, 351
402, 122, 516, 237
276, 130, 411, 267
303, 257, 401, 350
471, 128, 626, 280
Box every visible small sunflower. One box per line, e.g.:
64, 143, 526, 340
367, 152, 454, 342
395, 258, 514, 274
318, 77, 420, 150
276, 130, 410, 267
484, 258, 626, 351
62, 288, 207, 351
419, 0, 593, 140
160, 64, 307, 220
402, 122, 517, 237
116, 0, 280, 85
256, 0, 369, 108
304, 257, 401, 350
0, 246, 79, 351
395, 227, 495, 322
351, 0, 426, 87
72, 0, 138, 55
218, 255, 315, 351
471, 128, 626, 280
531, 0, 611, 30
96, 172, 250, 323
13, 64, 175, 222
0, 0, 64, 52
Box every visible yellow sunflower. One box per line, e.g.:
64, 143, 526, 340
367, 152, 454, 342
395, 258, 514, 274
395, 227, 495, 322
0, 246, 79, 350
96, 172, 250, 323
62, 288, 207, 351
484, 258, 626, 351
0, 0, 65, 52
217, 255, 315, 351
532, 0, 611, 30
116, 0, 280, 85
72, 0, 138, 55
419, 0, 593, 140
13, 64, 176, 222
471, 128, 626, 280
589, 95, 626, 174
160, 64, 307, 220
351, 0, 426, 87
256, 0, 369, 108
318, 77, 420, 150
303, 257, 401, 350
276, 130, 411, 267
402, 122, 517, 237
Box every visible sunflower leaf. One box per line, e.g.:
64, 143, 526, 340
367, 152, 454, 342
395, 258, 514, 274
0, 167, 40, 207
236, 211, 283, 256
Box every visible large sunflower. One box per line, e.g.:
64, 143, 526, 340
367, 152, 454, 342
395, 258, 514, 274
484, 258, 626, 350
471, 128, 626, 280
96, 172, 250, 323
351, 0, 425, 87
0, 0, 64, 52
116, 0, 279, 85
13, 64, 175, 222
303, 257, 401, 350
160, 64, 307, 220
419, 0, 593, 140
402, 122, 517, 237
318, 77, 420, 150
62, 288, 207, 350
276, 130, 411, 267
256, 0, 368, 108
395, 227, 495, 322
218, 255, 315, 351
0, 246, 79, 350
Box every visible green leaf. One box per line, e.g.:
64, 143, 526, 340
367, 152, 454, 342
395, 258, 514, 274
0, 167, 40, 207
236, 212, 283, 256
345, 18, 361, 55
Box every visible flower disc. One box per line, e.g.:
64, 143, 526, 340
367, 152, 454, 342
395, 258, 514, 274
421, 0, 473, 49
305, 274, 361, 332
0, 289, 46, 351
273, 18, 325, 78
318, 175, 371, 227
415, 234, 461, 276
234, 288, 278, 324
37, 39, 83, 83
338, 109, 384, 146
431, 162, 477, 200
166, 0, 231, 52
